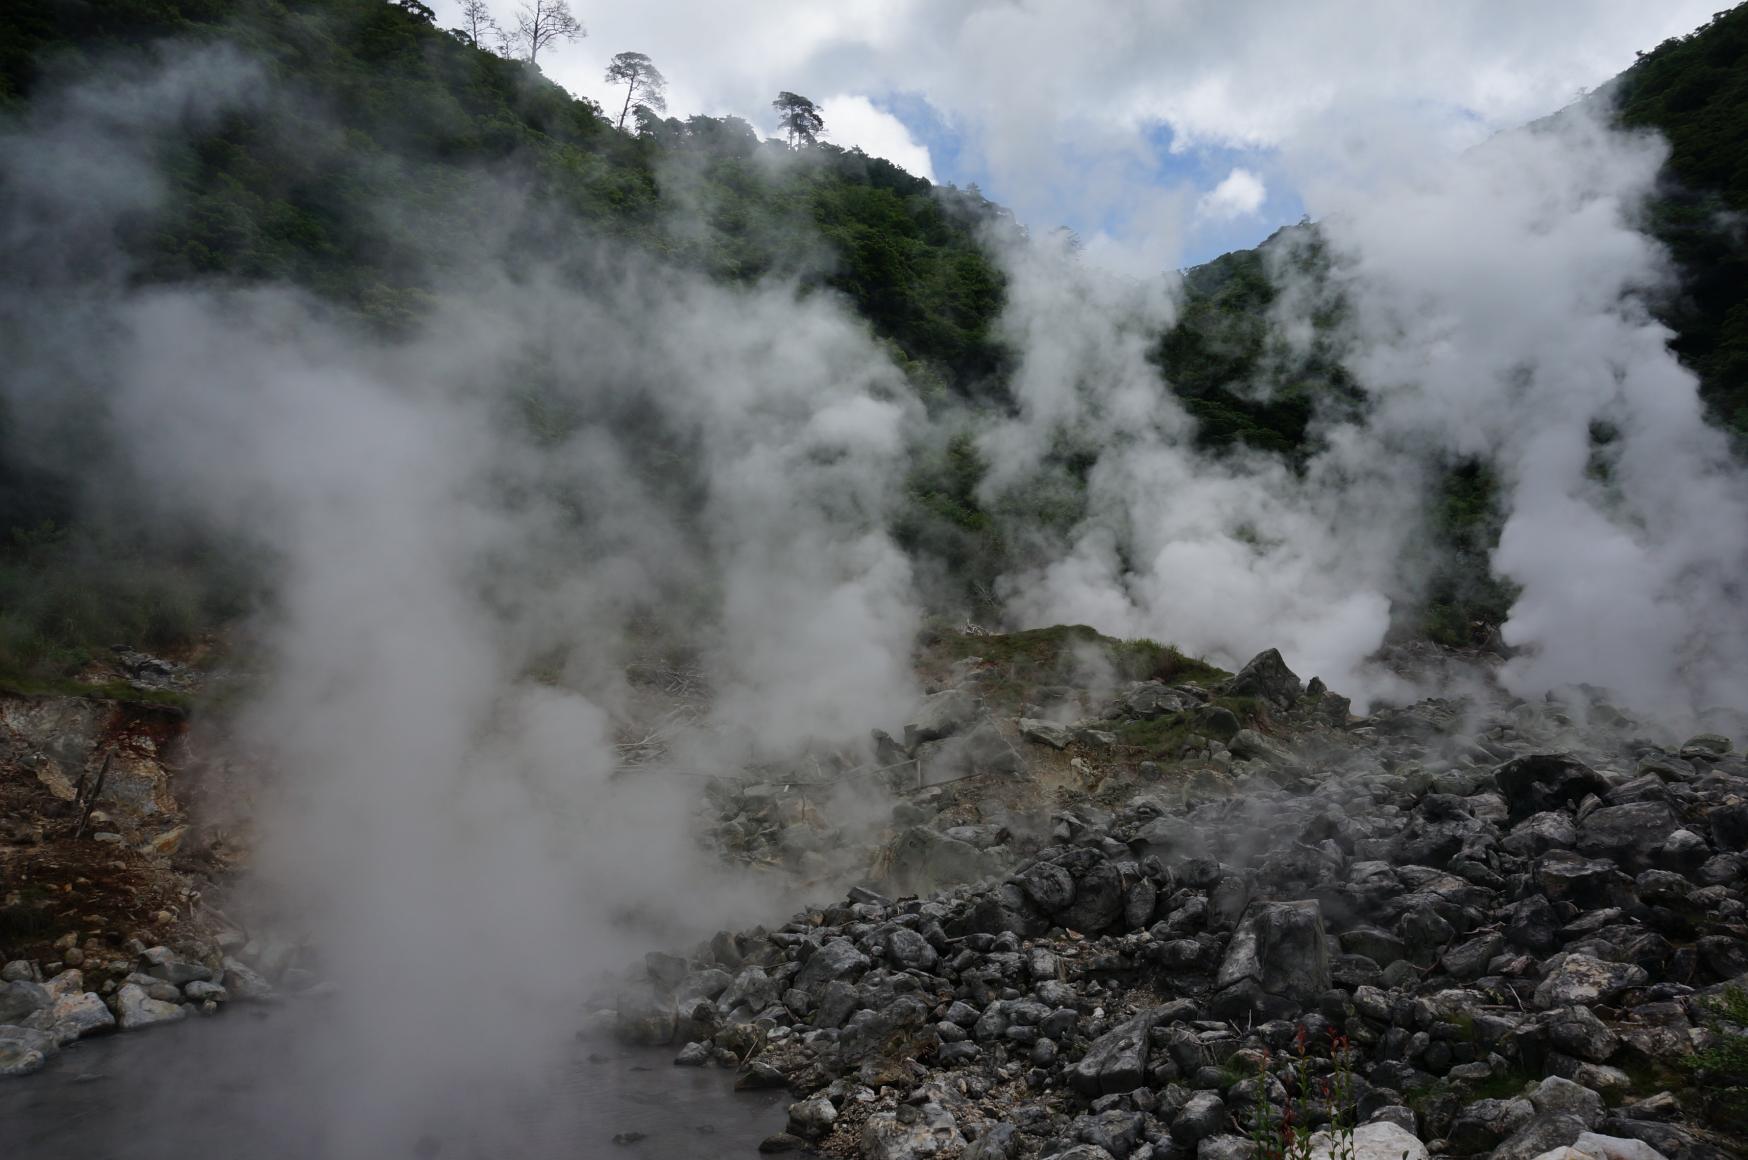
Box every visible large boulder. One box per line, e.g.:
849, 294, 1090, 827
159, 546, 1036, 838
1493, 1116, 1591, 1160
903, 690, 980, 750
1496, 754, 1612, 823
1534, 955, 1649, 1009
1213, 900, 1331, 1012
795, 939, 871, 995
1577, 803, 1684, 872
1058, 859, 1126, 934
1308, 1122, 1429, 1160
25, 991, 115, 1045
1222, 649, 1303, 709
1069, 1008, 1160, 1096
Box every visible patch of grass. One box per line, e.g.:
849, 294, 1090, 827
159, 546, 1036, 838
931, 624, 1229, 701
0, 673, 194, 712
1115, 715, 1198, 757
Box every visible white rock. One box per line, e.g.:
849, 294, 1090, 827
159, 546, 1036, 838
1310, 1121, 1430, 1160
1573, 1133, 1670, 1160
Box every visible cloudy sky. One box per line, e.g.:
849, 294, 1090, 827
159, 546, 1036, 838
441, 1, 1719, 268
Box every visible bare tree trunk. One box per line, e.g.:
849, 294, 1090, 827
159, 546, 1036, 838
73, 752, 112, 840
619, 82, 634, 130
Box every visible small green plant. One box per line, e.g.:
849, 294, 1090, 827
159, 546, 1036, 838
1251, 1025, 1358, 1160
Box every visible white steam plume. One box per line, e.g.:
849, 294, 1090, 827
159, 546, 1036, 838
1, 47, 922, 1153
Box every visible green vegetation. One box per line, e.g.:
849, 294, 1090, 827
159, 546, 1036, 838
1616, 5, 1748, 442
1156, 227, 1363, 458
927, 624, 1229, 711
1685, 985, 1748, 1133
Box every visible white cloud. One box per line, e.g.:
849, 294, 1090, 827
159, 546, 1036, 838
818, 94, 935, 181
1197, 167, 1266, 220
439, 0, 1721, 262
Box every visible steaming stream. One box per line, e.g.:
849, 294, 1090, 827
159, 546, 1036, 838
0, 1005, 787, 1158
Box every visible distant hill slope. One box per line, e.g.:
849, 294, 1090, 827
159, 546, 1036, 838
0, 0, 1010, 385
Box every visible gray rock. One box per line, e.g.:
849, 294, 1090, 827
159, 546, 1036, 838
0, 1025, 56, 1077
1121, 682, 1198, 720
1578, 803, 1683, 871
1019, 719, 1073, 750
786, 1096, 838, 1139
1492, 1113, 1590, 1160
886, 928, 939, 972
142, 947, 213, 987
1055, 1148, 1118, 1160
1222, 649, 1303, 709
1069, 1008, 1160, 1096
1214, 900, 1330, 1007
183, 981, 228, 1003
1171, 1091, 1227, 1143
904, 689, 980, 749
0, 961, 36, 984
1060, 860, 1125, 934
720, 966, 779, 1014
1534, 955, 1649, 1009
0, 980, 49, 1025
1441, 931, 1504, 980
219, 958, 274, 1001
1496, 754, 1612, 823
1678, 735, 1732, 760
1367, 1106, 1419, 1135
1505, 811, 1580, 857
1016, 861, 1076, 911
1449, 1097, 1537, 1152
1549, 1005, 1620, 1062
26, 991, 114, 1044
1075, 1109, 1145, 1157
672, 1041, 710, 1066
112, 983, 188, 1031
796, 939, 870, 995
1529, 1076, 1606, 1128
1197, 1137, 1251, 1160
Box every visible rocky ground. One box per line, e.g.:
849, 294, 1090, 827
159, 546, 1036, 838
604, 634, 1748, 1160
0, 647, 293, 1078
5, 628, 1747, 1160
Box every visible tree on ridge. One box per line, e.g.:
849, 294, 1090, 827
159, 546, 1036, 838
605, 52, 668, 130
772, 91, 825, 147
514, 0, 584, 65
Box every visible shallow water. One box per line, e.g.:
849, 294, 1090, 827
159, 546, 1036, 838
0, 1005, 787, 1159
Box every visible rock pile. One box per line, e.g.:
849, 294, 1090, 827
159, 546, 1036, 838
614, 649, 1748, 1160
0, 934, 299, 1077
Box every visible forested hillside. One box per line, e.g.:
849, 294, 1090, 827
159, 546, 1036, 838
1, 0, 1745, 685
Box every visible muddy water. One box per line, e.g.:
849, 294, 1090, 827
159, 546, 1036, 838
0, 1006, 787, 1159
